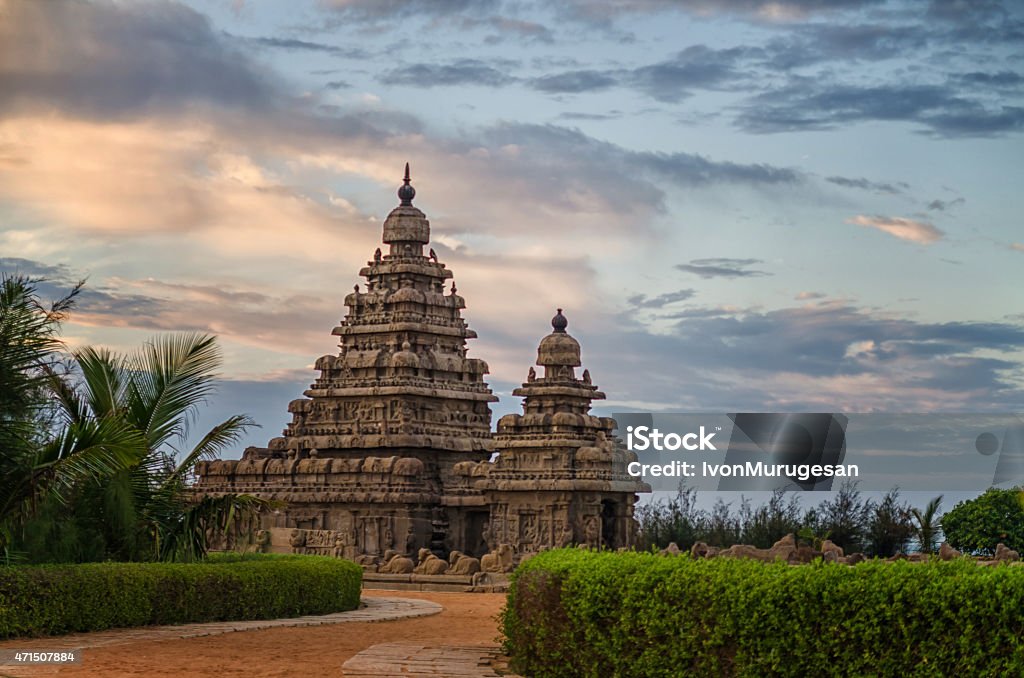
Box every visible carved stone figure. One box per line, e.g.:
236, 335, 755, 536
414, 548, 450, 575
404, 526, 416, 555
583, 516, 600, 546
379, 552, 415, 574
481, 544, 515, 573
451, 554, 482, 575
288, 529, 306, 548
555, 523, 573, 548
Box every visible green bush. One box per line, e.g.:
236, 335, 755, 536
942, 487, 1024, 556
502, 549, 1024, 677
0, 554, 361, 638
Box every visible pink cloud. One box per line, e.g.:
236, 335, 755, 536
847, 214, 945, 244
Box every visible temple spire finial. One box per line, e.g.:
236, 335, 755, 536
552, 308, 568, 333
398, 162, 416, 206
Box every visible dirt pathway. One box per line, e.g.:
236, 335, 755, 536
0, 591, 507, 677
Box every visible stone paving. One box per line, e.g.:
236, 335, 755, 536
342, 642, 519, 677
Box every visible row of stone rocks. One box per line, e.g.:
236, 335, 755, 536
659, 534, 1022, 566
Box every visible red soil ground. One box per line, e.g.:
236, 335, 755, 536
3, 590, 507, 678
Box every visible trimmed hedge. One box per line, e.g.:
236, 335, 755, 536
502, 549, 1024, 677
0, 554, 362, 638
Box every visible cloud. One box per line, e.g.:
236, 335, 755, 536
1010, 243, 1024, 253
240, 36, 367, 59
379, 59, 517, 87
795, 291, 826, 300
627, 289, 698, 309
529, 45, 756, 102
0, 1, 283, 120
552, 0, 885, 27
738, 82, 1024, 137
762, 23, 929, 70
321, 0, 499, 22
530, 70, 618, 94
826, 176, 908, 194
926, 197, 966, 211
460, 16, 555, 44
629, 45, 754, 102
0, 258, 341, 358
557, 111, 623, 121
0, 258, 75, 280
955, 71, 1024, 89
675, 258, 771, 279
847, 215, 945, 244
589, 299, 1024, 411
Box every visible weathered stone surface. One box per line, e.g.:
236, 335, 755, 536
379, 554, 415, 574
939, 542, 961, 561
820, 539, 844, 559
414, 548, 451, 575
480, 544, 515, 573
995, 543, 1020, 562
768, 533, 798, 561
658, 542, 681, 557
788, 546, 822, 564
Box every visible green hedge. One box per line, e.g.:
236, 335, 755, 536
502, 549, 1024, 677
0, 554, 362, 638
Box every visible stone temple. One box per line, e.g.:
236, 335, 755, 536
194, 165, 649, 566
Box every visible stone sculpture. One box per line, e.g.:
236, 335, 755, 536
481, 544, 516, 573
448, 551, 482, 575
414, 547, 450, 575
379, 552, 415, 574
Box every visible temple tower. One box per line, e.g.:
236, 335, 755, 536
195, 165, 497, 558
477, 310, 649, 553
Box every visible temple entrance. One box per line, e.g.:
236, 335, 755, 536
601, 499, 617, 548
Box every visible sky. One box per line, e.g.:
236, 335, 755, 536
1, 0, 1023, 465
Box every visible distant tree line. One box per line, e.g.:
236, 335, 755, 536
637, 481, 1022, 557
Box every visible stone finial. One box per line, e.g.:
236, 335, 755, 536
398, 162, 416, 206
552, 308, 568, 333
537, 309, 581, 368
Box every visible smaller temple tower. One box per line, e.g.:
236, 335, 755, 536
477, 310, 650, 553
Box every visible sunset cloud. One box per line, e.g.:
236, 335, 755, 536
846, 215, 945, 244
1, 0, 1021, 449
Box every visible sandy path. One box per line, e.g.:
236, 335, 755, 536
2, 591, 507, 678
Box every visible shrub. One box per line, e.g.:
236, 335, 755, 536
502, 549, 1024, 677
942, 487, 1024, 556
0, 554, 361, 638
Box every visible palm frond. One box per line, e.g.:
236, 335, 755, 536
126, 333, 222, 450
75, 346, 128, 420
162, 415, 257, 491
158, 493, 272, 562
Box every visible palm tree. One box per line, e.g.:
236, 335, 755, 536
0, 275, 141, 561
49, 333, 264, 561
911, 495, 943, 555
